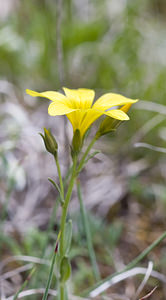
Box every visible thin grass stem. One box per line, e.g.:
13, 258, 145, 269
13, 267, 36, 300
42, 252, 57, 300
77, 179, 101, 282
42, 233, 61, 300
83, 231, 166, 297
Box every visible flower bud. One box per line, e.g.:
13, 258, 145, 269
96, 103, 133, 138
40, 128, 58, 157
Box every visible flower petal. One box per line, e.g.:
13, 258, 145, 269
120, 103, 132, 113
48, 102, 77, 116
104, 109, 129, 120
93, 93, 138, 110
26, 89, 68, 104
63, 87, 95, 109
77, 88, 95, 108
79, 110, 103, 137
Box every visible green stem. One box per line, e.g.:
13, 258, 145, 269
77, 136, 97, 173
55, 156, 64, 200
59, 155, 77, 257
77, 179, 101, 282
60, 284, 65, 300
42, 162, 75, 300
83, 230, 166, 297
59, 155, 77, 300
42, 166, 73, 258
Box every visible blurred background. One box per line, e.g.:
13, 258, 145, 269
0, 0, 166, 299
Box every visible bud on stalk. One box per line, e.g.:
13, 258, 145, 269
96, 103, 132, 138
40, 128, 58, 157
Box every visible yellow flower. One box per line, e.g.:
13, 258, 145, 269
26, 88, 138, 138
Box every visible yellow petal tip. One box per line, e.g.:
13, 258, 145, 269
26, 89, 37, 97
121, 115, 130, 121
26, 89, 31, 95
